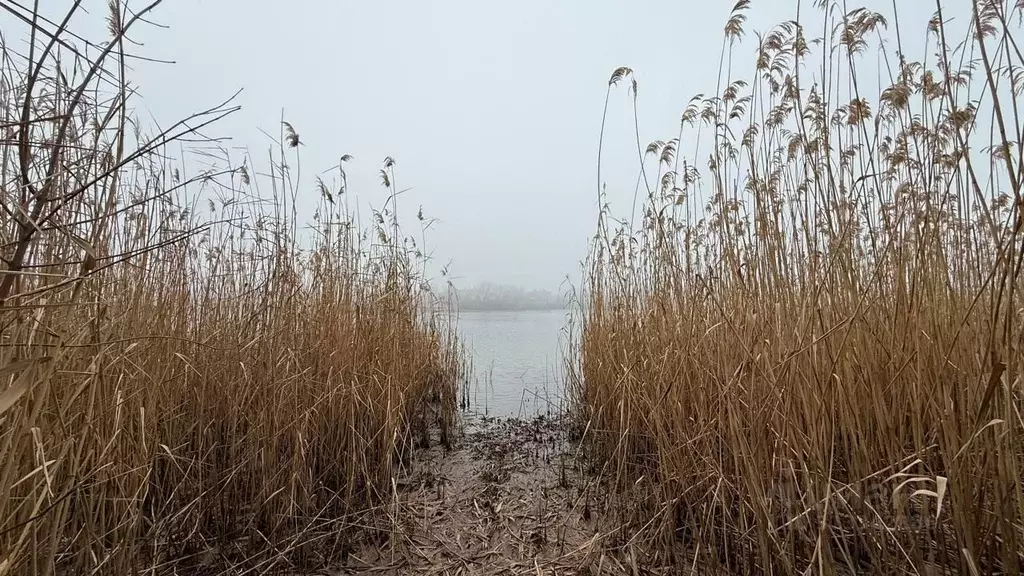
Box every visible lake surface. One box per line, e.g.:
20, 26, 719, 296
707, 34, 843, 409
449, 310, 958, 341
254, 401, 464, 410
457, 309, 571, 418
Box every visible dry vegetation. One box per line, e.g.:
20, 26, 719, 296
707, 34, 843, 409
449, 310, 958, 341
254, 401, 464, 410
573, 0, 1024, 573
0, 3, 460, 574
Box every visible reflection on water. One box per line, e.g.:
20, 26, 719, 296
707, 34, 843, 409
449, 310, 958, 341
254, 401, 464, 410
457, 309, 570, 417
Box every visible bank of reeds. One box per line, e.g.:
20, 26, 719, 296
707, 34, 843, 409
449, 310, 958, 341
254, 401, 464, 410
573, 1, 1024, 573
0, 4, 460, 574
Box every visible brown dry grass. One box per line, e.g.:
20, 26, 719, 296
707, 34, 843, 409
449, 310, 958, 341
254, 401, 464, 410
0, 3, 460, 574
573, 1, 1024, 574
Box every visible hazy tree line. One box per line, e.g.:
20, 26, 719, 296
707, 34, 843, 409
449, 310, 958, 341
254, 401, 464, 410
452, 282, 566, 311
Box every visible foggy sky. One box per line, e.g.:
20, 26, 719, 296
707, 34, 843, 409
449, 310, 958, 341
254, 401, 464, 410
12, 0, 946, 292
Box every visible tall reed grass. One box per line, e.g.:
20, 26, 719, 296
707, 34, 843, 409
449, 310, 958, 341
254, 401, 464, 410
0, 3, 460, 574
573, 1, 1024, 573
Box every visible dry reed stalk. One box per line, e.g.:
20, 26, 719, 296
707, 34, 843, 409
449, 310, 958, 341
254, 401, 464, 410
0, 3, 461, 574
573, 1, 1024, 573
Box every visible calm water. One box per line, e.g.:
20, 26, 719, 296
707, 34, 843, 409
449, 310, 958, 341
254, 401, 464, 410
457, 309, 570, 417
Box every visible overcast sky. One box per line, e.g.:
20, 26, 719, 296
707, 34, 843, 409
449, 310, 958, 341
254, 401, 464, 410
13, 0, 948, 291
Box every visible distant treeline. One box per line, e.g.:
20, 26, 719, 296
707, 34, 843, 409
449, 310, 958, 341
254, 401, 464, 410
453, 282, 566, 311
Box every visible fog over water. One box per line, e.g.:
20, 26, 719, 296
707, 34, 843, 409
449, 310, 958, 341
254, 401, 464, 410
457, 309, 570, 418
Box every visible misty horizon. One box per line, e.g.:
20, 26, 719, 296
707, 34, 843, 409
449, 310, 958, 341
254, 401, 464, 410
446, 281, 568, 311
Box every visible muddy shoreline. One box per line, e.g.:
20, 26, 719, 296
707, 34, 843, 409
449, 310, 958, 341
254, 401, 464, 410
334, 411, 663, 575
